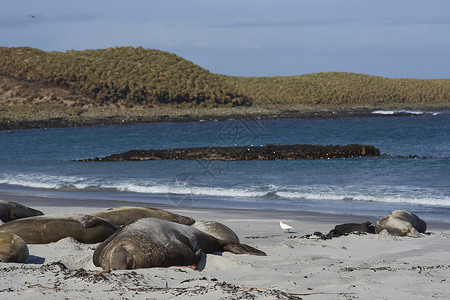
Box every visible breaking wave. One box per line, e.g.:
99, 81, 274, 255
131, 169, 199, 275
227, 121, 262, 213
1, 173, 448, 208
371, 110, 444, 116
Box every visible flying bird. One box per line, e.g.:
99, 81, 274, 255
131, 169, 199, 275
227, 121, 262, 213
279, 221, 293, 233
29, 15, 37, 19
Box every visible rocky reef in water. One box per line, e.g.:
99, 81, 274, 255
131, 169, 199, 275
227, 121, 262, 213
79, 144, 380, 161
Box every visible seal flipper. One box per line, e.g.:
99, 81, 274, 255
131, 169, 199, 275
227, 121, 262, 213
222, 241, 266, 256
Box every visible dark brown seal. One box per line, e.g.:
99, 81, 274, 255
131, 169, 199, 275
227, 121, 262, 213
0, 200, 44, 222
375, 210, 427, 237
334, 221, 375, 235
91, 206, 195, 226
0, 213, 116, 244
302, 221, 375, 240
93, 217, 266, 270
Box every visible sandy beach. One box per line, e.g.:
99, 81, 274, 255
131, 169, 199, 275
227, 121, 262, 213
0, 195, 449, 300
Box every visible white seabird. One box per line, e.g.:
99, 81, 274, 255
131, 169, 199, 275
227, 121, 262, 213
279, 221, 293, 233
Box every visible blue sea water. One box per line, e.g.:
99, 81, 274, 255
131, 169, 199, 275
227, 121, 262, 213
0, 110, 449, 222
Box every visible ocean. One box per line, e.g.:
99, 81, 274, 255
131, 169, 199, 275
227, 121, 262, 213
0, 110, 449, 223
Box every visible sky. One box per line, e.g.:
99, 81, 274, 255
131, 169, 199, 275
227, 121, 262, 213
1, 0, 450, 79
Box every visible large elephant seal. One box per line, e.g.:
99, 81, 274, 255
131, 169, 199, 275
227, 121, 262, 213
375, 210, 427, 237
0, 213, 116, 244
0, 200, 44, 223
93, 217, 266, 270
0, 232, 29, 263
91, 206, 195, 227
191, 220, 240, 243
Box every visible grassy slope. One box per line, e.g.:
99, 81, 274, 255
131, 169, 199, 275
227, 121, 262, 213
225, 72, 449, 107
0, 46, 449, 129
0, 46, 250, 107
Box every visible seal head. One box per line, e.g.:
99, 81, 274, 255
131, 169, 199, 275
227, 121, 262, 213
0, 200, 43, 223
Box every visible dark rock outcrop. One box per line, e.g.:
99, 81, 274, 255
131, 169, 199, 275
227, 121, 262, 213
79, 144, 380, 162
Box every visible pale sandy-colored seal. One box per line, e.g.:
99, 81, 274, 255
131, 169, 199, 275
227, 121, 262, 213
0, 200, 44, 223
0, 213, 116, 244
91, 206, 195, 226
191, 220, 240, 243
375, 210, 427, 237
93, 217, 266, 270
0, 232, 29, 263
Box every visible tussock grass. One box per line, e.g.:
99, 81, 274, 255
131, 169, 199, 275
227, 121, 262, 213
0, 46, 449, 129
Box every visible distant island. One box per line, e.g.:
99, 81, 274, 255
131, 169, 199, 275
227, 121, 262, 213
78, 144, 381, 161
1, 46, 449, 130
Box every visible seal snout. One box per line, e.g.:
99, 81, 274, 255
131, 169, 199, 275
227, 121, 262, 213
110, 246, 134, 270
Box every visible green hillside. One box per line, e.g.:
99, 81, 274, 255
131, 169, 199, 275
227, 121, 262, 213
0, 46, 250, 107
1, 46, 449, 110
224, 72, 450, 107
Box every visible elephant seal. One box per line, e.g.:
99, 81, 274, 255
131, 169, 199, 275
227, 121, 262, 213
334, 221, 375, 235
0, 200, 44, 223
308, 221, 375, 239
0, 213, 116, 244
375, 210, 427, 237
91, 206, 195, 227
93, 217, 266, 270
0, 232, 29, 263
191, 220, 240, 243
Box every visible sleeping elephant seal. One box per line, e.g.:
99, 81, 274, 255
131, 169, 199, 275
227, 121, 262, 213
375, 210, 427, 237
309, 221, 375, 239
91, 206, 195, 227
0, 213, 116, 244
93, 217, 266, 270
0, 232, 29, 263
191, 220, 240, 243
0, 200, 44, 223
334, 221, 375, 235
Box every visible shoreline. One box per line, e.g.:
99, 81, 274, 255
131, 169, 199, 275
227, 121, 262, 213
0, 195, 449, 299
1, 105, 448, 131
2, 180, 449, 226
2, 192, 449, 231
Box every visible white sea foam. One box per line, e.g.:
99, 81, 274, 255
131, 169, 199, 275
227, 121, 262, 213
0, 173, 94, 190
1, 174, 449, 208
110, 183, 266, 198
371, 110, 446, 116
372, 110, 426, 115
277, 187, 450, 207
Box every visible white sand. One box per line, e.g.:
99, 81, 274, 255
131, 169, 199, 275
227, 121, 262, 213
0, 197, 449, 299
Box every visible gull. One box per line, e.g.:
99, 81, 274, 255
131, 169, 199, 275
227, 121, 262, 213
279, 221, 293, 233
